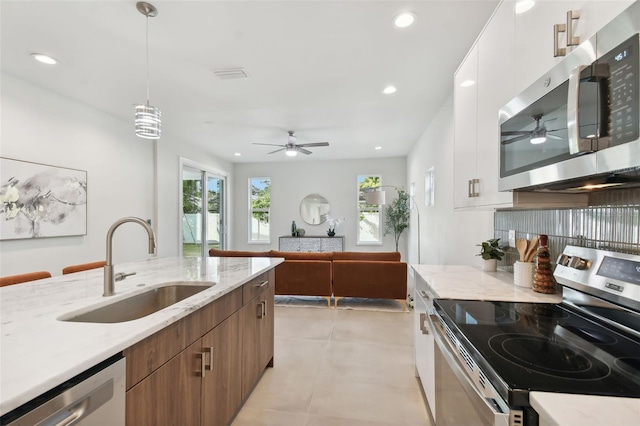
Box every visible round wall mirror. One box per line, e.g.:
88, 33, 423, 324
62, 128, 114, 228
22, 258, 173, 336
300, 194, 330, 225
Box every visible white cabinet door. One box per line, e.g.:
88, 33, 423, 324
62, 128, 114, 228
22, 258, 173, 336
476, 2, 516, 208
514, 1, 574, 93
453, 44, 479, 209
581, 1, 635, 38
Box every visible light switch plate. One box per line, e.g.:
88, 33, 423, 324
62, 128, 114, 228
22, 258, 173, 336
508, 230, 516, 248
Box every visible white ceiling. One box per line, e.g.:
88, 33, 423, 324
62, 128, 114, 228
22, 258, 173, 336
1, 0, 499, 163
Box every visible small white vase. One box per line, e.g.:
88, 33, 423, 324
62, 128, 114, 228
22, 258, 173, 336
482, 258, 497, 272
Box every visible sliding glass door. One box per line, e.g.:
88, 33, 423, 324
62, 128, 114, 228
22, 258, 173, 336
182, 165, 226, 257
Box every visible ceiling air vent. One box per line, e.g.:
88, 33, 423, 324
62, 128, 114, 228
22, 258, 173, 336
213, 67, 250, 80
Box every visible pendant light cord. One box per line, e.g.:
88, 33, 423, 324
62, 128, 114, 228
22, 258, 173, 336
145, 13, 150, 105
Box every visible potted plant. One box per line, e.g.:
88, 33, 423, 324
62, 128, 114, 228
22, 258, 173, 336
384, 189, 410, 252
326, 216, 345, 237
476, 238, 505, 272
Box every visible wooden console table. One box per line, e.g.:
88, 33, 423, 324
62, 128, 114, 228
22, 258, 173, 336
278, 236, 344, 252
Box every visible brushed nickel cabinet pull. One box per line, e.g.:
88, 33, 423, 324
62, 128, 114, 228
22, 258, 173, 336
200, 352, 206, 378
419, 313, 430, 335
256, 280, 269, 288
472, 178, 480, 197
554, 23, 566, 57
261, 300, 267, 318
207, 347, 214, 371
566, 10, 580, 46
468, 179, 473, 198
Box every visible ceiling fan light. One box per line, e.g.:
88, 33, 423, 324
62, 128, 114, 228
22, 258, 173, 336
285, 148, 297, 157
530, 136, 546, 144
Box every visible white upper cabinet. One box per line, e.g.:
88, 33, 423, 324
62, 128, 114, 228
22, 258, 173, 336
514, 0, 635, 93
475, 2, 515, 208
453, 44, 479, 209
514, 1, 574, 94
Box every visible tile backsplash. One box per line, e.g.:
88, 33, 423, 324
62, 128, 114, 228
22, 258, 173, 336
495, 189, 640, 272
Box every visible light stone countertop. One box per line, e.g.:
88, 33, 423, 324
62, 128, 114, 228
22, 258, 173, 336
530, 392, 640, 426
0, 256, 283, 416
411, 264, 639, 426
411, 264, 562, 303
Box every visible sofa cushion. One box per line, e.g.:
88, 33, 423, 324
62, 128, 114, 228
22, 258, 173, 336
269, 250, 333, 261
274, 260, 332, 297
331, 251, 401, 262
209, 248, 270, 257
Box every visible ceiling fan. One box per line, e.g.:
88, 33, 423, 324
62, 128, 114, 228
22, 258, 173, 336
501, 114, 563, 145
253, 130, 329, 156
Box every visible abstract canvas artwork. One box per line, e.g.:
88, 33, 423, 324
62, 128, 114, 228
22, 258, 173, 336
0, 158, 87, 240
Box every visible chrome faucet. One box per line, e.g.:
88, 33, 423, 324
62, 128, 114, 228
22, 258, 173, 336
104, 217, 156, 296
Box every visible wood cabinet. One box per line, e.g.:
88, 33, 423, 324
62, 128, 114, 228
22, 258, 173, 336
124, 270, 275, 426
241, 279, 275, 400
202, 313, 242, 426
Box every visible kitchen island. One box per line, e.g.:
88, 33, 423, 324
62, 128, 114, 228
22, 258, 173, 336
412, 264, 640, 426
0, 255, 282, 420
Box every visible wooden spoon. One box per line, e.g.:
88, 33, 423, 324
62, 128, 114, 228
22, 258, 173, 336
524, 236, 539, 262
516, 238, 527, 262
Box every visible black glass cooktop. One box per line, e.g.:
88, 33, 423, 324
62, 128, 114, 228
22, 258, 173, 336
434, 299, 640, 405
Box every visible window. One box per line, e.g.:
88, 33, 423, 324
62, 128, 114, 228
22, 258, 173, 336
425, 167, 435, 207
357, 175, 382, 244
181, 163, 227, 257
249, 177, 270, 243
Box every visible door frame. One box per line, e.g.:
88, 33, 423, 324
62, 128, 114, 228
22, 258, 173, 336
179, 157, 229, 256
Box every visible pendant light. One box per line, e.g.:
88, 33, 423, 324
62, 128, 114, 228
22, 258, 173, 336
134, 2, 161, 139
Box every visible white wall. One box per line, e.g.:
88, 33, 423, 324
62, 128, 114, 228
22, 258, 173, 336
0, 74, 234, 276
407, 95, 494, 267
0, 74, 155, 276
233, 157, 409, 258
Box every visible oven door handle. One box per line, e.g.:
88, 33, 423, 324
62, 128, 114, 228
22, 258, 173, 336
429, 314, 510, 423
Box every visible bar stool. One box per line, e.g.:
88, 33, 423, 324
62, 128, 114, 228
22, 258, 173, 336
62, 261, 106, 275
0, 271, 52, 287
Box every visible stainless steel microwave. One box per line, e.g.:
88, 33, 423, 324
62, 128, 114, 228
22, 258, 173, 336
499, 2, 640, 192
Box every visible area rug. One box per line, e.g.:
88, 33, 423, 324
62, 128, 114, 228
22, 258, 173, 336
274, 295, 408, 312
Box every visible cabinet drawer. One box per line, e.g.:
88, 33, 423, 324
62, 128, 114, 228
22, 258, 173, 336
242, 271, 272, 303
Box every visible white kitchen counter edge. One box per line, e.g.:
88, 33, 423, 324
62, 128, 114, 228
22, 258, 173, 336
0, 256, 283, 416
411, 264, 639, 426
530, 392, 640, 426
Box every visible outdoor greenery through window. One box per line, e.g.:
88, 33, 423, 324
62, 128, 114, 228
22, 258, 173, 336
249, 177, 270, 242
357, 175, 382, 244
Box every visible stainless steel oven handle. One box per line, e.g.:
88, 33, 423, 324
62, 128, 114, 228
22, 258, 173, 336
428, 314, 510, 422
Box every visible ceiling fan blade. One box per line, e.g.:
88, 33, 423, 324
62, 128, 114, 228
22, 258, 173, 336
297, 142, 330, 148
501, 134, 531, 145
298, 148, 313, 155
268, 148, 286, 154
253, 143, 285, 147
501, 131, 531, 136
547, 134, 563, 140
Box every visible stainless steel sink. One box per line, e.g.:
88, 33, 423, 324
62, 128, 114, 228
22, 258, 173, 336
59, 283, 213, 323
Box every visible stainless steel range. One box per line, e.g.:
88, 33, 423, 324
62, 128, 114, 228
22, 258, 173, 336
430, 246, 640, 426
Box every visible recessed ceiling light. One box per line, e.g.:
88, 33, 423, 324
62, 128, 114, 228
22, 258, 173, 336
234, 152, 242, 156
382, 86, 397, 95
460, 80, 476, 88
31, 53, 58, 65
393, 12, 416, 28
374, 146, 382, 150
515, 0, 535, 14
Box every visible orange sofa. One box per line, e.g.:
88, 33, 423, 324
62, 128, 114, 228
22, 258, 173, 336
332, 251, 407, 309
208, 249, 407, 309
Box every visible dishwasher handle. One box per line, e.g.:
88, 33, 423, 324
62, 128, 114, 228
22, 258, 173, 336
53, 379, 114, 426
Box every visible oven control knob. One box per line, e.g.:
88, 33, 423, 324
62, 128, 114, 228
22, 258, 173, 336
557, 254, 571, 266
569, 256, 591, 270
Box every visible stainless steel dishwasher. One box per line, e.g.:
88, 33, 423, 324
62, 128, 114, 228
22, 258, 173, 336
1, 355, 125, 426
